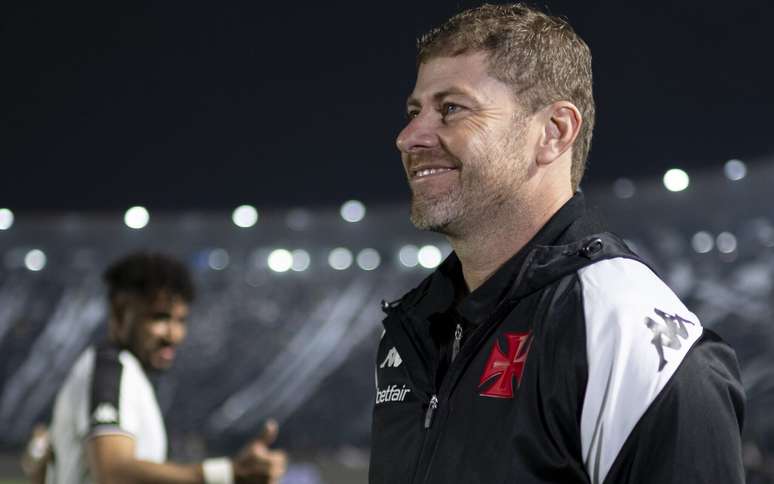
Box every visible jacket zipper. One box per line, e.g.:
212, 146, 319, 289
451, 323, 463, 363
424, 394, 438, 429
426, 323, 461, 429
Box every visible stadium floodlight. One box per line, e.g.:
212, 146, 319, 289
268, 249, 293, 273
716, 232, 737, 254
208, 249, 230, 271
340, 200, 366, 223
612, 178, 635, 199
328, 247, 353, 270
24, 249, 47, 271
418, 245, 442, 269
398, 245, 419, 268
232, 205, 258, 228
357, 248, 381, 271
663, 169, 690, 192
291, 249, 311, 272
0, 208, 14, 230
124, 206, 150, 229
724, 159, 747, 181
691, 231, 714, 254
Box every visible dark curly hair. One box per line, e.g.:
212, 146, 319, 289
103, 252, 195, 305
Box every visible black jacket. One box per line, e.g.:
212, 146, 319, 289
369, 194, 745, 484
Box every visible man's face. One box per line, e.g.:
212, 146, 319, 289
116, 295, 189, 371
396, 52, 534, 236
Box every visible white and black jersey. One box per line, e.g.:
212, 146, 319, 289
47, 343, 167, 484
369, 193, 745, 484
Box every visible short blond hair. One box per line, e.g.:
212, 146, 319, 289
418, 3, 595, 190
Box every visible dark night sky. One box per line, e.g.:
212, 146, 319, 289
2, 1, 773, 212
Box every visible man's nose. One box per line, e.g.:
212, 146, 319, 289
164, 320, 186, 344
396, 112, 440, 154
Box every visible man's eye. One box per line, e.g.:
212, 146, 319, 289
441, 103, 462, 117
406, 110, 419, 120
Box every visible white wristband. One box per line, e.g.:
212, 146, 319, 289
202, 457, 234, 484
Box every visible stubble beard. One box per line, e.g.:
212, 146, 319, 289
409, 129, 528, 238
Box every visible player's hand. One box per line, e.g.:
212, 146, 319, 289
21, 423, 51, 478
232, 419, 287, 484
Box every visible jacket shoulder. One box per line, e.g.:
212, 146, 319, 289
577, 257, 704, 483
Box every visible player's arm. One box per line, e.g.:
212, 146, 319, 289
86, 422, 287, 484
87, 434, 202, 484
21, 424, 51, 484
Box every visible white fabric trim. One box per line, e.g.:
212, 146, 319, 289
202, 457, 234, 484
579, 257, 703, 484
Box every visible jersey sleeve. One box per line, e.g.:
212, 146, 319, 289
87, 345, 139, 440
578, 258, 745, 484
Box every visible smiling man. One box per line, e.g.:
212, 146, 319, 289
22, 252, 286, 484
370, 4, 745, 484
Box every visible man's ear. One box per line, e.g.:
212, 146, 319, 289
108, 297, 134, 345
535, 101, 582, 166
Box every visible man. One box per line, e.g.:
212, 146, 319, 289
370, 4, 745, 484
21, 252, 287, 484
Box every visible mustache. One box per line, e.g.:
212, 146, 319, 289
404, 149, 461, 170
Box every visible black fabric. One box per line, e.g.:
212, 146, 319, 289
431, 193, 592, 386
455, 193, 591, 326
602, 329, 746, 484
369, 193, 745, 484
89, 341, 123, 429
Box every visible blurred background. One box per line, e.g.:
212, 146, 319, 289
2, 1, 774, 483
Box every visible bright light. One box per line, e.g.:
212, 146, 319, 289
24, 249, 46, 271
716, 232, 737, 254
328, 247, 353, 270
753, 219, 774, 247
124, 206, 149, 229
291, 249, 311, 272
0, 208, 13, 230
418, 245, 442, 269
663, 169, 690, 192
691, 231, 714, 254
724, 159, 746, 181
268, 249, 293, 273
340, 200, 366, 223
612, 178, 635, 199
208, 249, 230, 270
398, 245, 419, 267
357, 248, 381, 271
232, 205, 258, 228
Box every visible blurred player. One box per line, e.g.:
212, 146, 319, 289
21, 252, 286, 484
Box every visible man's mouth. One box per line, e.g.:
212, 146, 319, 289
410, 164, 459, 180
156, 346, 176, 363
413, 167, 456, 178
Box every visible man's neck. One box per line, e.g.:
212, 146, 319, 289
450, 192, 572, 292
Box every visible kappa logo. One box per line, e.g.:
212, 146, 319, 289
380, 347, 403, 368
645, 307, 696, 372
92, 403, 119, 424
478, 332, 532, 399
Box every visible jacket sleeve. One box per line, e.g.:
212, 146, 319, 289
577, 257, 745, 484
602, 330, 745, 484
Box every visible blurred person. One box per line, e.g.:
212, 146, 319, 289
370, 4, 745, 483
20, 252, 286, 484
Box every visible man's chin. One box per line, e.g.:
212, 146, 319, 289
410, 202, 457, 234
409, 189, 465, 231
146, 351, 176, 371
